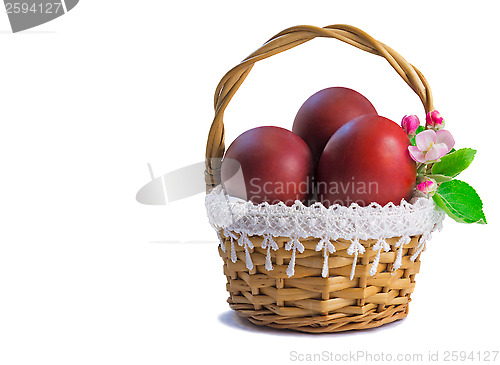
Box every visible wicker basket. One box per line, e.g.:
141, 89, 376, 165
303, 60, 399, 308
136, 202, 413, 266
205, 24, 437, 333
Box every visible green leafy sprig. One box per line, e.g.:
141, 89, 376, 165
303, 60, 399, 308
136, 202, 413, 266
406, 114, 486, 224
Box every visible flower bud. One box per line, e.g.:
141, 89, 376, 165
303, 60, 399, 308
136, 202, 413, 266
426, 110, 445, 129
416, 178, 437, 197
401, 115, 420, 135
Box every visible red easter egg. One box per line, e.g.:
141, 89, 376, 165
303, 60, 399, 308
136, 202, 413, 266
317, 115, 416, 207
221, 126, 313, 205
293, 87, 377, 167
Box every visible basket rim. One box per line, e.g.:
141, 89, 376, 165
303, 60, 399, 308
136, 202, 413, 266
206, 185, 444, 239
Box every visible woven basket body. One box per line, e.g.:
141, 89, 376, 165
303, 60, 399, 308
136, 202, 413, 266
219, 233, 421, 333
206, 24, 438, 333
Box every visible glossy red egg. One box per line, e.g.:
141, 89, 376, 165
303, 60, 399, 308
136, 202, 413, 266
293, 87, 377, 167
317, 115, 416, 207
221, 126, 313, 205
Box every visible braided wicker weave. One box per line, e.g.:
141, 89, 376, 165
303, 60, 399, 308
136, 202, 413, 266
206, 24, 435, 333
219, 234, 421, 333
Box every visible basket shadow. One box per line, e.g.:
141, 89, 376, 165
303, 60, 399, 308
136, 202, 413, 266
217, 310, 407, 337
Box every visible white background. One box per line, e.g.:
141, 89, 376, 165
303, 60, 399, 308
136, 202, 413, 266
0, 1, 498, 364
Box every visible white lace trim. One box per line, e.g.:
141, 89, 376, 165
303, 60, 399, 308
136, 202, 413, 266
206, 185, 445, 279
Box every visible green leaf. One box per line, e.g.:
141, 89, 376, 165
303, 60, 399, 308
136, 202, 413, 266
432, 180, 487, 224
431, 148, 476, 177
410, 126, 426, 146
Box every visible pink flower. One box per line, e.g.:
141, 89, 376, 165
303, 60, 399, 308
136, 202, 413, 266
426, 110, 444, 129
417, 178, 437, 196
401, 115, 420, 135
408, 129, 455, 163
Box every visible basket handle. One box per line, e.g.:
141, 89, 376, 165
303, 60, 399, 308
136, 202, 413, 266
205, 24, 435, 193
